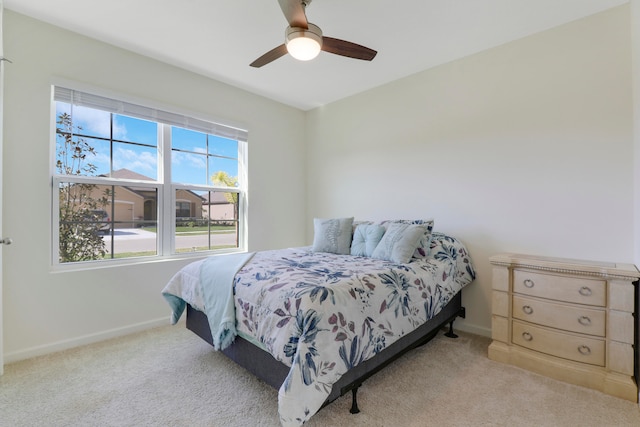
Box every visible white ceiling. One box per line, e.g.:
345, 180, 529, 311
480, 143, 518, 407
4, 0, 628, 111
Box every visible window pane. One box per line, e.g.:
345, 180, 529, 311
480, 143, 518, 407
55, 102, 71, 133
103, 185, 158, 259
171, 127, 209, 185
113, 115, 158, 145
58, 182, 158, 263
171, 128, 240, 186
70, 105, 112, 139
209, 157, 239, 186
113, 142, 158, 180
172, 127, 206, 152
56, 133, 110, 177
171, 150, 207, 185
209, 135, 238, 159
174, 190, 239, 254
58, 181, 107, 263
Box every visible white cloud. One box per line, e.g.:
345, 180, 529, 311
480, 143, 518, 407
112, 146, 157, 178
72, 106, 128, 140
172, 151, 206, 169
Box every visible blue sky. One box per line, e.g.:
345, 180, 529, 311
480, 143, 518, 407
56, 103, 239, 186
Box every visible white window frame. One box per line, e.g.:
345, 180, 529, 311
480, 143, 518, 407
50, 84, 248, 268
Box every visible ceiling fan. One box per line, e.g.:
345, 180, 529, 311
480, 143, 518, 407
250, 0, 377, 68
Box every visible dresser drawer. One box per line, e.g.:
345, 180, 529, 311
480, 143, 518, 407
512, 320, 605, 366
513, 270, 606, 306
513, 295, 605, 337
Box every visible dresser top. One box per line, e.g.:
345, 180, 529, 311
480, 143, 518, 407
490, 253, 640, 280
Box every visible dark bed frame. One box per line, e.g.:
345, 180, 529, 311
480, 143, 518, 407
186, 291, 465, 414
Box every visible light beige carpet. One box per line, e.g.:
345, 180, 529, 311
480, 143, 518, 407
1, 324, 639, 427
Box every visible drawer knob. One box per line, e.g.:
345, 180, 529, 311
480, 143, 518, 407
578, 316, 591, 326
523, 279, 535, 288
578, 345, 591, 356
522, 305, 534, 315
522, 332, 533, 341
579, 286, 592, 297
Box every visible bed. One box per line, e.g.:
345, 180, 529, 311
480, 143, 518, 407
162, 219, 475, 426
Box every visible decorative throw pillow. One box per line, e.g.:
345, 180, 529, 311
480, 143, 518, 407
371, 223, 427, 263
312, 217, 354, 255
378, 219, 434, 259
351, 224, 386, 257
351, 220, 373, 235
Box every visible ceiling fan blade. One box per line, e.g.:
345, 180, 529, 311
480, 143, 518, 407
321, 37, 377, 61
250, 44, 288, 68
278, 0, 308, 29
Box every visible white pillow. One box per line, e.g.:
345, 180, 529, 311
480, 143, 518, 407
371, 223, 427, 263
351, 224, 385, 257
312, 217, 354, 255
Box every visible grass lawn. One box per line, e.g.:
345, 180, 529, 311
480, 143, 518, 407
142, 225, 235, 234
111, 245, 236, 259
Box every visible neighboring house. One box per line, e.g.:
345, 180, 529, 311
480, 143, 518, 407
201, 191, 235, 223
87, 169, 212, 228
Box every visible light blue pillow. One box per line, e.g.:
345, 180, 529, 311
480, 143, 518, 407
371, 223, 427, 263
378, 219, 434, 259
312, 217, 354, 255
351, 224, 386, 257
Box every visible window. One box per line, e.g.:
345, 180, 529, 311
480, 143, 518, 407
52, 86, 248, 265
176, 201, 192, 218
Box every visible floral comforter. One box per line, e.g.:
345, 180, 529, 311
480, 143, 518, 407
162, 233, 475, 426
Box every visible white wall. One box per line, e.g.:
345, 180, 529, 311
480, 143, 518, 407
632, 0, 640, 267
306, 5, 634, 336
2, 11, 307, 361
3, 4, 637, 362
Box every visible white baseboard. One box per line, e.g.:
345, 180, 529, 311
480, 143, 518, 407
456, 320, 491, 338
3, 317, 177, 364
3, 316, 490, 365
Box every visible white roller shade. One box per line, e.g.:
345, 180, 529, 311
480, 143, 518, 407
54, 86, 248, 142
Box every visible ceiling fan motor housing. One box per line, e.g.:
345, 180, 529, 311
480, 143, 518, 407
285, 23, 323, 60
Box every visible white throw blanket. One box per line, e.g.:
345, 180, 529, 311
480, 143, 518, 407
199, 252, 255, 350
162, 252, 254, 350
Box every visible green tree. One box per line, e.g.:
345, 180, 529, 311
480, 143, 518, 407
211, 171, 239, 246
56, 112, 110, 262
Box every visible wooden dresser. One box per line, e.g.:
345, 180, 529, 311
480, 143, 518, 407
488, 253, 640, 401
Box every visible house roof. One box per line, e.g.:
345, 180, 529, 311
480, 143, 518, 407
100, 169, 158, 200
109, 169, 154, 181
202, 192, 232, 205
102, 169, 231, 204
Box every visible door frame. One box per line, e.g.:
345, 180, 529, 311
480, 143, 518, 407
1, 0, 6, 375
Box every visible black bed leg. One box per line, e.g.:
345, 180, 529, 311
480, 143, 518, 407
444, 319, 459, 339
350, 387, 360, 414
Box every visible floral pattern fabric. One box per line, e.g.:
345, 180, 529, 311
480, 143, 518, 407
162, 233, 475, 426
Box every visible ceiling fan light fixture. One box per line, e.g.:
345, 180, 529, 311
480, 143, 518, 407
285, 24, 323, 61
250, 1, 376, 68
